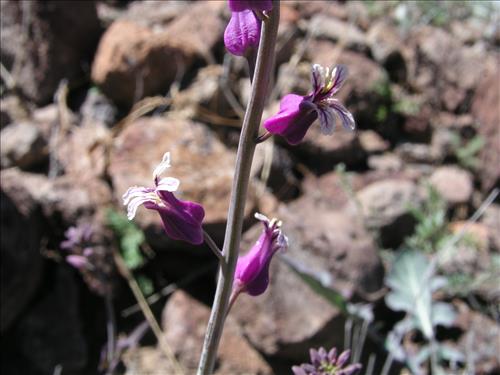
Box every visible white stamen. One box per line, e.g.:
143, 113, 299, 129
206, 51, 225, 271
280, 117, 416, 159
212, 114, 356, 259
152, 152, 172, 180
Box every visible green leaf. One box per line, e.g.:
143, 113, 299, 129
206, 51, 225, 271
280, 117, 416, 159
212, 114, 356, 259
281, 254, 348, 314
136, 274, 154, 296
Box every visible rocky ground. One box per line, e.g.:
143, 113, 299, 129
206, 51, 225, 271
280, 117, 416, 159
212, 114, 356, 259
1, 1, 499, 375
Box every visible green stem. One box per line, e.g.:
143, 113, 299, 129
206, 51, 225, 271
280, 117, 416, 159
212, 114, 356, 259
196, 3, 280, 374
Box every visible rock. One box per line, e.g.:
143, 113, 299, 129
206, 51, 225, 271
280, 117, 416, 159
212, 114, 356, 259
482, 204, 500, 253
395, 142, 441, 164
161, 290, 273, 374
0, 95, 30, 128
1, 265, 87, 374
471, 63, 500, 193
366, 20, 406, 82
79, 89, 118, 128
57, 122, 111, 180
231, 200, 384, 361
354, 179, 422, 248
431, 112, 475, 132
429, 166, 473, 205
455, 301, 500, 374
0, 0, 101, 104
408, 26, 487, 111
0, 122, 47, 169
122, 0, 190, 29
368, 153, 403, 172
92, 2, 224, 107
296, 128, 365, 173
358, 130, 389, 154
1, 168, 112, 224
309, 16, 368, 53
0, 176, 44, 332
108, 116, 257, 246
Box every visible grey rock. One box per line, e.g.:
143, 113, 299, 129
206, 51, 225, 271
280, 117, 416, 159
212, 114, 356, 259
429, 166, 473, 205
0, 122, 47, 169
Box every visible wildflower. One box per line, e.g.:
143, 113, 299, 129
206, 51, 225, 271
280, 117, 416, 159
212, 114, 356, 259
228, 0, 272, 12
122, 152, 205, 245
232, 213, 288, 297
292, 347, 362, 375
264, 64, 355, 145
224, 0, 272, 56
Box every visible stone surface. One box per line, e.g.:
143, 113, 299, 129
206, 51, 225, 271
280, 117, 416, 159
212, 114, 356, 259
359, 130, 389, 154
0, 122, 48, 169
354, 178, 422, 248
455, 301, 500, 374
92, 2, 224, 107
1, 265, 87, 374
0, 0, 101, 104
471, 62, 500, 193
429, 166, 473, 205
366, 20, 406, 82
108, 116, 257, 245
0, 174, 44, 332
231, 200, 384, 361
0, 95, 30, 128
309, 16, 368, 53
161, 290, 273, 374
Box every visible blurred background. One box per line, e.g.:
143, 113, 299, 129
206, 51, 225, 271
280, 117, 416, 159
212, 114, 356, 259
1, 1, 499, 374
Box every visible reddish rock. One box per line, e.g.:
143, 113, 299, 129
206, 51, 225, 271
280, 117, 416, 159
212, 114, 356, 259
92, 2, 224, 107
471, 63, 500, 193
0, 1, 101, 104
161, 290, 273, 375
359, 130, 389, 154
429, 166, 473, 206
353, 178, 422, 248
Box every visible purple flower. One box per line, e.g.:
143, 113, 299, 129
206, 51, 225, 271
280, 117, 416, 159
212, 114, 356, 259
233, 213, 288, 297
292, 348, 362, 375
122, 152, 205, 245
228, 0, 272, 12
224, 9, 261, 56
264, 64, 355, 145
61, 224, 93, 250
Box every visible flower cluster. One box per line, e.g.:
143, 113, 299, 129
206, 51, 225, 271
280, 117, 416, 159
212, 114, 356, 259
224, 0, 272, 56
264, 64, 355, 145
123, 152, 205, 245
292, 348, 362, 375
233, 213, 288, 297
61, 223, 114, 296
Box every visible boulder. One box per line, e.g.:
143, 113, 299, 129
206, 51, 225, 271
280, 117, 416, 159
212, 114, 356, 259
429, 166, 473, 206
353, 178, 422, 248
161, 290, 273, 374
0, 122, 47, 169
471, 62, 500, 193
309, 16, 368, 53
0, 0, 101, 104
92, 2, 224, 107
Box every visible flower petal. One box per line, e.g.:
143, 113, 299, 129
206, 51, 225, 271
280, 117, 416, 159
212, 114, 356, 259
264, 94, 318, 145
152, 152, 171, 182
156, 177, 180, 192
317, 106, 336, 135
329, 99, 356, 130
228, 0, 272, 12
224, 10, 261, 56
330, 64, 349, 94
154, 191, 205, 245
311, 64, 326, 95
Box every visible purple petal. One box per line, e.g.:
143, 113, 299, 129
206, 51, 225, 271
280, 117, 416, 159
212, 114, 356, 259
228, 0, 272, 12
291, 366, 308, 375
151, 191, 205, 245
328, 347, 338, 363
317, 106, 336, 135
309, 348, 321, 366
67, 255, 88, 270
224, 10, 261, 56
329, 64, 348, 95
336, 349, 351, 367
264, 94, 318, 145
311, 64, 326, 96
328, 99, 356, 130
339, 364, 363, 375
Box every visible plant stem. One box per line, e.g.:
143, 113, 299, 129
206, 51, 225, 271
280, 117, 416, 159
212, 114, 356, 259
203, 230, 225, 267
196, 3, 280, 374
